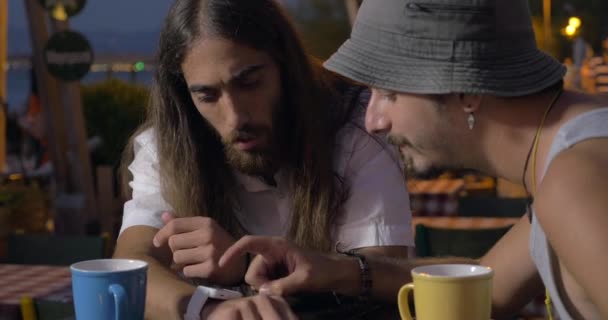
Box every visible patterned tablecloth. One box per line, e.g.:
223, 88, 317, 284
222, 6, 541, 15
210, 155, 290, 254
408, 179, 465, 216
0, 264, 72, 320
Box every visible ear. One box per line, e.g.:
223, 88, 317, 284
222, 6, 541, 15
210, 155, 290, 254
458, 94, 483, 114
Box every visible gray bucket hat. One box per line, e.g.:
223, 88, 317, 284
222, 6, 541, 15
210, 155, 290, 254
324, 0, 566, 97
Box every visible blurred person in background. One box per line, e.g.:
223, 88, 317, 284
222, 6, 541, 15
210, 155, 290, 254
585, 37, 608, 94
16, 68, 51, 175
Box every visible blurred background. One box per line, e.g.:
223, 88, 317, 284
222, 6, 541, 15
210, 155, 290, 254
2, 0, 608, 248
1, 0, 608, 252
1, 1, 607, 319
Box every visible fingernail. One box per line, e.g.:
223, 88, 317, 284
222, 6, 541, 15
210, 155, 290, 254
259, 284, 271, 295
152, 237, 159, 247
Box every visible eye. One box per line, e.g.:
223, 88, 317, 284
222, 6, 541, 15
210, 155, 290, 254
197, 95, 218, 103
196, 90, 220, 104
235, 77, 261, 89
381, 91, 397, 102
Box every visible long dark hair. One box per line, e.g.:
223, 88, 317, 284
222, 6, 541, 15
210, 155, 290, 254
121, 0, 363, 251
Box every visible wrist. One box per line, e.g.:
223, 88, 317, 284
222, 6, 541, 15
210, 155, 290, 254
184, 286, 210, 320
330, 254, 362, 296
199, 299, 221, 319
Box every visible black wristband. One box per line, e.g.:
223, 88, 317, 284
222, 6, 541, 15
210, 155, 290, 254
338, 249, 372, 302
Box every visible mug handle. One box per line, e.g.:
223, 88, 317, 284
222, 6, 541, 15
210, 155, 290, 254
398, 283, 415, 320
109, 284, 127, 320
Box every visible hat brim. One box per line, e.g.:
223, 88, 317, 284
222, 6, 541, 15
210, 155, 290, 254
324, 37, 566, 97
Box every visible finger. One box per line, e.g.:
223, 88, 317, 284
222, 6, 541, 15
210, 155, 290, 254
173, 246, 210, 266
220, 236, 284, 268
161, 211, 175, 224
267, 296, 298, 320
253, 295, 282, 320
153, 217, 210, 247
258, 269, 308, 296
240, 298, 263, 320
182, 260, 215, 278
244, 255, 273, 288
167, 230, 210, 252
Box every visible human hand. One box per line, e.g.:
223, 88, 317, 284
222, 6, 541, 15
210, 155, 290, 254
153, 212, 247, 285
202, 295, 298, 320
220, 236, 356, 296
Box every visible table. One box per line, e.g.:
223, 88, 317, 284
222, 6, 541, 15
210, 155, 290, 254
0, 264, 72, 320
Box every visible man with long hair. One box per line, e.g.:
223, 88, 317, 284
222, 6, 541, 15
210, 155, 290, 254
113, 0, 413, 319
220, 0, 608, 319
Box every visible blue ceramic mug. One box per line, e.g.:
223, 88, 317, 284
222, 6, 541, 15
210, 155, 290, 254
70, 259, 148, 320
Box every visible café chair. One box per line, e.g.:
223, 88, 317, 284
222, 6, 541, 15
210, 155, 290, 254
457, 196, 529, 218
20, 296, 74, 320
7, 233, 108, 266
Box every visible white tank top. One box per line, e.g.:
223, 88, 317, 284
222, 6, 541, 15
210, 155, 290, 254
530, 107, 608, 319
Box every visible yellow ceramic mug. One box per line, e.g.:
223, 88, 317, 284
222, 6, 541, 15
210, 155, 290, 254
398, 264, 493, 320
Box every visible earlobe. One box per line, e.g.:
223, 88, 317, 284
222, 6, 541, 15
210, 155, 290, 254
461, 94, 482, 113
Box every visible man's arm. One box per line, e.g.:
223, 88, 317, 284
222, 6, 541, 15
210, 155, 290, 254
480, 215, 544, 318
113, 226, 196, 319
340, 216, 543, 318
356, 245, 409, 258
534, 141, 608, 318
222, 217, 543, 319
330, 253, 474, 301
220, 236, 473, 300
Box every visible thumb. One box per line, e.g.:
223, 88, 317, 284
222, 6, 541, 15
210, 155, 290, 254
161, 212, 175, 224
258, 272, 306, 297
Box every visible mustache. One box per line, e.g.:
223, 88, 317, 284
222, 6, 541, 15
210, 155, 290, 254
387, 135, 411, 148
223, 125, 268, 144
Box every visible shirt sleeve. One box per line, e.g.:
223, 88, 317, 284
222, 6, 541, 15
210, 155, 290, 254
333, 124, 414, 251
119, 129, 172, 235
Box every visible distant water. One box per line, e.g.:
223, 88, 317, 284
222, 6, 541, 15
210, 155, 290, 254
6, 69, 154, 114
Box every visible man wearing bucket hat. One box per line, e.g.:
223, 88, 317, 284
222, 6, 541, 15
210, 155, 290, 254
219, 0, 608, 319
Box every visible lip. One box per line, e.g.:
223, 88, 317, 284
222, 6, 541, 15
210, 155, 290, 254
233, 137, 262, 151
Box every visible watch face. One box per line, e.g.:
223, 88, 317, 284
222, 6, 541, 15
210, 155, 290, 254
209, 288, 243, 300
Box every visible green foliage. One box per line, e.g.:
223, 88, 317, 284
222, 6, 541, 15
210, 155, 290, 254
0, 180, 49, 234
285, 0, 351, 60
81, 78, 148, 166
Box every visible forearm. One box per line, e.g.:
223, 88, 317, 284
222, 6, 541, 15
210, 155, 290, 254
113, 226, 196, 320
333, 256, 476, 302
113, 250, 196, 319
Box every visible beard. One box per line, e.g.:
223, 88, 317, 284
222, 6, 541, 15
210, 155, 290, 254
388, 134, 447, 179
222, 99, 281, 177
223, 136, 276, 176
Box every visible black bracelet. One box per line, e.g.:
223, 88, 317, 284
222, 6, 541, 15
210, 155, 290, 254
337, 249, 372, 302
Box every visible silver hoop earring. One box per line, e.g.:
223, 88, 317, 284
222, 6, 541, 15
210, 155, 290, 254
467, 112, 475, 130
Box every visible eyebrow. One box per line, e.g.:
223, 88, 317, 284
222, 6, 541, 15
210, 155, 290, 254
188, 64, 266, 93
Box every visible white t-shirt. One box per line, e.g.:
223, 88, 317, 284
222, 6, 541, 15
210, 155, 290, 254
120, 116, 414, 250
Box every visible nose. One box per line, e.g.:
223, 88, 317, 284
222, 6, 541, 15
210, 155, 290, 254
365, 91, 391, 134
222, 92, 250, 129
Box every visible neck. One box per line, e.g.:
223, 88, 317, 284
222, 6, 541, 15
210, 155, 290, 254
472, 90, 564, 187
260, 172, 277, 187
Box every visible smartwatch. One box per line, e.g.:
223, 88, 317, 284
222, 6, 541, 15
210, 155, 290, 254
184, 286, 243, 320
